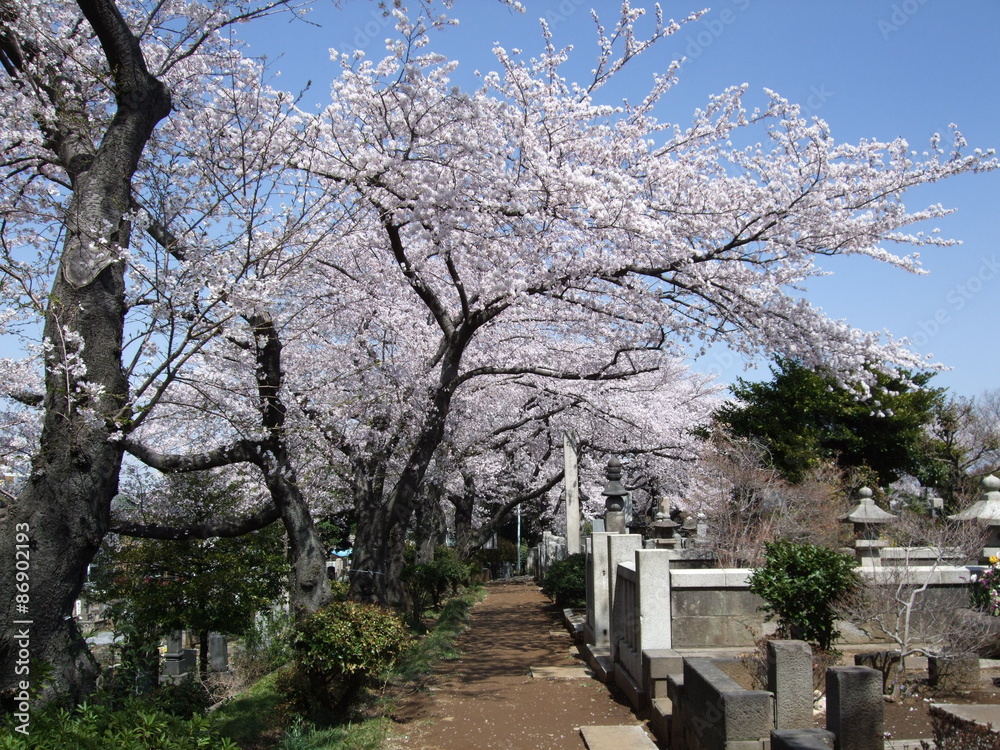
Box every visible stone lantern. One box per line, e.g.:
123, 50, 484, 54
648, 496, 680, 549
948, 474, 1000, 562
601, 456, 628, 534
840, 487, 895, 563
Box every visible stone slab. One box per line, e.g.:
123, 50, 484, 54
932, 703, 1000, 730
583, 644, 613, 683
579, 725, 658, 750
529, 666, 591, 680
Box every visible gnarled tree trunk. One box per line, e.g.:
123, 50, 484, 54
0, 0, 170, 706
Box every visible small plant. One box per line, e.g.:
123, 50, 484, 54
286, 601, 409, 723
542, 553, 587, 608
0, 700, 237, 749
970, 555, 1000, 615
748, 538, 859, 652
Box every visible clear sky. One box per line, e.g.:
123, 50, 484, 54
239, 0, 1000, 399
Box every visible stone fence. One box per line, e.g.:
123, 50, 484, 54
581, 532, 976, 716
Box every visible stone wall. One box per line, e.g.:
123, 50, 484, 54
669, 566, 973, 649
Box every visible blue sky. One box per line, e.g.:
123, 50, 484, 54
239, 0, 1000, 398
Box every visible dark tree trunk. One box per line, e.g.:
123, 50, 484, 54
349, 498, 410, 607
413, 485, 446, 565
452, 474, 477, 559
198, 631, 210, 682
0, 0, 170, 706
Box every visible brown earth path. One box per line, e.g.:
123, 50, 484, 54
386, 579, 660, 750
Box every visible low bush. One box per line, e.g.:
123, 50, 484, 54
402, 546, 472, 624
542, 553, 587, 608
926, 703, 1000, 749
285, 601, 409, 723
748, 538, 859, 652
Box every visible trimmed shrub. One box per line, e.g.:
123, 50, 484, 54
748, 538, 859, 652
286, 601, 409, 722
542, 553, 587, 608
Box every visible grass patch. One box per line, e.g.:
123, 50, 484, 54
214, 585, 485, 749
213, 667, 289, 748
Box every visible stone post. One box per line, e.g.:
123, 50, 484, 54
564, 431, 581, 554
586, 532, 613, 647
767, 640, 813, 730
825, 666, 883, 750
636, 549, 672, 651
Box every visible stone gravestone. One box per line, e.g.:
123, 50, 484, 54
768, 640, 814, 730
162, 631, 185, 677
825, 666, 883, 750
209, 633, 229, 672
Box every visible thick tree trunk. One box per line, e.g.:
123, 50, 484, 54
349, 499, 410, 607
452, 474, 477, 559
413, 485, 446, 565
0, 0, 169, 707
0, 274, 130, 707
263, 466, 332, 615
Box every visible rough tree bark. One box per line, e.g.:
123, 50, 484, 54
0, 0, 170, 706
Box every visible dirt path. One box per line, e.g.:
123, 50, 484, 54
386, 580, 656, 749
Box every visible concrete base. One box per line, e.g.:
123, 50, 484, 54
642, 648, 683, 701
579, 725, 657, 750
613, 659, 646, 712
529, 666, 590, 680
583, 643, 613, 683
648, 697, 672, 745
563, 608, 586, 641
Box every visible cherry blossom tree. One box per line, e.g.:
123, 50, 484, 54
0, 0, 310, 705
285, 5, 994, 602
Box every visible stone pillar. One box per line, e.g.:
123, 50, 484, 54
825, 666, 883, 750
162, 631, 185, 677
564, 431, 581, 555
586, 532, 614, 647
768, 640, 813, 730
636, 549, 672, 650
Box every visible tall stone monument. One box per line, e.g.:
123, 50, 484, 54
564, 431, 581, 554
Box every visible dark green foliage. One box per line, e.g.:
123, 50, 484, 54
748, 539, 859, 651
0, 700, 236, 749
402, 546, 472, 625
542, 553, 587, 608
148, 675, 211, 720
90, 472, 287, 679
714, 357, 944, 486
286, 601, 409, 722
